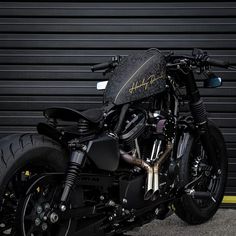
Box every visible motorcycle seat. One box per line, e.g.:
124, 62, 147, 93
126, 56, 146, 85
44, 107, 104, 124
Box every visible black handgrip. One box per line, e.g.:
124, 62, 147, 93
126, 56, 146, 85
206, 57, 229, 68
91, 61, 112, 72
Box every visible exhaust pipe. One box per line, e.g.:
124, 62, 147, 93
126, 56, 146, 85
152, 164, 159, 201
120, 141, 173, 201
120, 150, 154, 200
152, 142, 173, 200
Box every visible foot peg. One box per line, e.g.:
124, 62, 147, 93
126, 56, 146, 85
186, 189, 216, 202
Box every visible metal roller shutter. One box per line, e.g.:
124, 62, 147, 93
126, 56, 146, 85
0, 1, 235, 200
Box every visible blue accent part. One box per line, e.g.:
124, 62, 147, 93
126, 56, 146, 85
204, 76, 222, 88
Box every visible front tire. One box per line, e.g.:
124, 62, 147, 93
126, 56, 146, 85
0, 134, 69, 235
174, 121, 228, 225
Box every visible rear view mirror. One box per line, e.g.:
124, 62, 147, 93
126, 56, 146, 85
203, 72, 222, 88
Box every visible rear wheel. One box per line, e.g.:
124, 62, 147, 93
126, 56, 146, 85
174, 122, 228, 224
0, 134, 75, 235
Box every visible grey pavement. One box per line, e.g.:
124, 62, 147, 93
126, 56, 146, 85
128, 209, 236, 236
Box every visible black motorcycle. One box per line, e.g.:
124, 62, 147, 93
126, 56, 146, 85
0, 48, 232, 236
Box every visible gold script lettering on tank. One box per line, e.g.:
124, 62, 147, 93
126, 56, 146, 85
128, 73, 164, 94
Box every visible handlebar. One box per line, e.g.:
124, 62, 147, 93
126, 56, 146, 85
205, 57, 229, 68
167, 49, 230, 69
91, 55, 122, 72
91, 61, 113, 72
92, 50, 231, 73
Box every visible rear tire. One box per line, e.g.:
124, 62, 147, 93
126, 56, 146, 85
0, 133, 68, 235
174, 121, 228, 225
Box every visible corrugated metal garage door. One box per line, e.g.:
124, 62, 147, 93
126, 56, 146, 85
0, 1, 235, 197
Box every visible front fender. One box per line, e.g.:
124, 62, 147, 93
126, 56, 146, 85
177, 132, 194, 160
176, 131, 194, 187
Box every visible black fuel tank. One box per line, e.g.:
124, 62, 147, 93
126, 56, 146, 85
104, 49, 166, 105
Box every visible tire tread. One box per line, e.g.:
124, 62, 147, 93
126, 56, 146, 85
0, 133, 66, 186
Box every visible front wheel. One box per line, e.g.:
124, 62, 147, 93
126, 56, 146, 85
0, 133, 76, 235
174, 121, 228, 225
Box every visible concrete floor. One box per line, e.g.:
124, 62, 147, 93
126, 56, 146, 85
128, 209, 236, 236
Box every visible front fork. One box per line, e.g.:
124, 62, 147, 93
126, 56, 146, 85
185, 71, 219, 172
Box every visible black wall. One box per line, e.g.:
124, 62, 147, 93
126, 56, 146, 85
0, 1, 235, 195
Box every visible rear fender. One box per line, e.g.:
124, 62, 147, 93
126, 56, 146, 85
37, 122, 63, 143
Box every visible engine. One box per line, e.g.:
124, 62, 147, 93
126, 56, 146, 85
120, 108, 176, 157
119, 108, 146, 153
119, 107, 177, 205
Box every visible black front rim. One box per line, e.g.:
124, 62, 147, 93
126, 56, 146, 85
190, 138, 222, 208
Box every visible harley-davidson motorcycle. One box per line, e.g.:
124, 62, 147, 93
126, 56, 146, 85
0, 48, 232, 236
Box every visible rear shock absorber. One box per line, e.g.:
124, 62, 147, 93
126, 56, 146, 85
60, 145, 86, 205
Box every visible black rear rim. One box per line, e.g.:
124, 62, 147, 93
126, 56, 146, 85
0, 169, 34, 235
21, 174, 71, 236
0, 166, 71, 236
